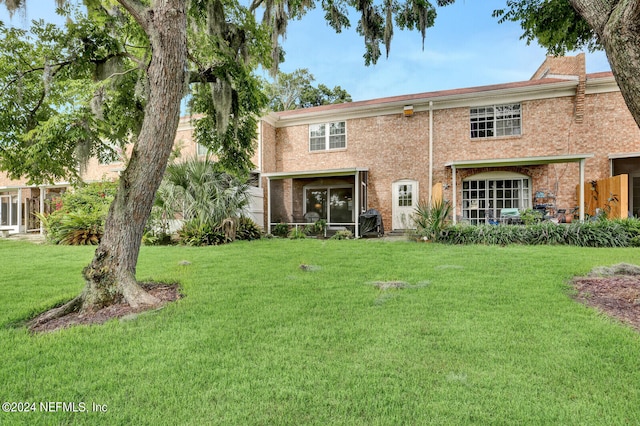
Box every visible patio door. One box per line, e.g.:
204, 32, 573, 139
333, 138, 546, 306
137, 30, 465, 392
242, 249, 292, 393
304, 186, 354, 225
392, 180, 418, 230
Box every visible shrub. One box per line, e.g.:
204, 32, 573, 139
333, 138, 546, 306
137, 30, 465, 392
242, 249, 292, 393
330, 230, 353, 240
237, 217, 262, 241
304, 219, 327, 236
273, 222, 289, 238
520, 208, 543, 225
288, 228, 307, 239
142, 230, 173, 246
38, 181, 117, 244
440, 219, 638, 247
57, 211, 104, 245
178, 220, 225, 246
413, 200, 452, 241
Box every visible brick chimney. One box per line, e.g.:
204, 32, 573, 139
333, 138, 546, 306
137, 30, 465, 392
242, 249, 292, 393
530, 54, 586, 123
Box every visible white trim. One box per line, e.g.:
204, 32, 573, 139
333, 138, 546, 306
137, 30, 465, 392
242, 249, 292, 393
271, 80, 580, 127
264, 167, 368, 180
608, 152, 640, 160
445, 153, 594, 168
309, 121, 347, 152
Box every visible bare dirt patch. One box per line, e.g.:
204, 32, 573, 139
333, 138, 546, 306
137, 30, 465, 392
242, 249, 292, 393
571, 264, 640, 332
29, 283, 183, 333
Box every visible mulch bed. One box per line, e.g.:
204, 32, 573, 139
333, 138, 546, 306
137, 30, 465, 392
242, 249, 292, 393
30, 283, 183, 333
571, 275, 640, 332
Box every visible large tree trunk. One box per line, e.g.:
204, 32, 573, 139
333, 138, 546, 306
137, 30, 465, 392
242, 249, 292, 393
570, 0, 640, 128
33, 1, 187, 323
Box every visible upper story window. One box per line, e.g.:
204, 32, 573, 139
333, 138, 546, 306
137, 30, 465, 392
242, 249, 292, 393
309, 121, 346, 151
470, 103, 521, 138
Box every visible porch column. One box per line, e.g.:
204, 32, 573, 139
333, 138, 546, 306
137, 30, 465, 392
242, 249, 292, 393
354, 171, 360, 238
579, 159, 585, 222
267, 178, 272, 234
17, 188, 23, 233
451, 165, 457, 224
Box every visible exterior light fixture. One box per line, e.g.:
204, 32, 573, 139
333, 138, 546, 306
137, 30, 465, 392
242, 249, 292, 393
403, 105, 414, 117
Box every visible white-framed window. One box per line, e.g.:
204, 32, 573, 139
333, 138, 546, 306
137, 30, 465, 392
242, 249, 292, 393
197, 143, 208, 156
309, 121, 346, 151
462, 172, 531, 225
470, 103, 521, 138
304, 185, 354, 224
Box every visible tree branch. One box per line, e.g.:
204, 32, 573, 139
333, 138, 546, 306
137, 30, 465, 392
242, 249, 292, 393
569, 0, 619, 36
117, 0, 150, 32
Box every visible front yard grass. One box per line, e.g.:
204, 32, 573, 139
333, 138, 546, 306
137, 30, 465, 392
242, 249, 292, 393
1, 238, 640, 425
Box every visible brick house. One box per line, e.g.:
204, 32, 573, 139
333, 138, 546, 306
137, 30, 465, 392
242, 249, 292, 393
2, 54, 639, 236
259, 54, 640, 235
0, 116, 225, 235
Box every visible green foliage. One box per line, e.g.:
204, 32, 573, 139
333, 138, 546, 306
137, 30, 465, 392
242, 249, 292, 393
330, 229, 354, 240
272, 222, 289, 238
155, 157, 251, 229
56, 211, 104, 245
441, 219, 640, 247
178, 219, 226, 246
288, 228, 307, 239
263, 68, 352, 111
236, 217, 262, 241
413, 199, 452, 241
39, 181, 117, 244
142, 230, 173, 246
520, 208, 543, 225
0, 8, 145, 185
304, 219, 327, 236
493, 0, 599, 55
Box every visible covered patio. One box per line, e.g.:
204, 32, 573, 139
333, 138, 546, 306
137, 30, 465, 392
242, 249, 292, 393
445, 154, 594, 224
263, 168, 369, 237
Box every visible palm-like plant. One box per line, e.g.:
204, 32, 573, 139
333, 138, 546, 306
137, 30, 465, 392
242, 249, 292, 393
413, 199, 452, 241
154, 157, 251, 238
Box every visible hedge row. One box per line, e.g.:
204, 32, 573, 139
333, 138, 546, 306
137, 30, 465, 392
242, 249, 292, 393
438, 219, 640, 247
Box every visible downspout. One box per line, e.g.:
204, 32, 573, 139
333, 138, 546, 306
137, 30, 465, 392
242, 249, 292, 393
579, 159, 585, 222
452, 165, 457, 224
428, 101, 433, 205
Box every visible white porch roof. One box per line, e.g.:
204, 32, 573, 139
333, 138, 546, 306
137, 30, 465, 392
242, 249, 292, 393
445, 153, 594, 168
263, 167, 369, 180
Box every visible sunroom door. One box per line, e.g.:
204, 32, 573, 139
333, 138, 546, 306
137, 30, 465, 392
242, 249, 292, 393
392, 180, 418, 230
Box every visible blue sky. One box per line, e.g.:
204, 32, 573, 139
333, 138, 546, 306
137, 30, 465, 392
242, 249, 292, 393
2, 1, 611, 102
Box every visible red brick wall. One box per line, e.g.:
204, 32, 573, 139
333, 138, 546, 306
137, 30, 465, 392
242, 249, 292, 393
267, 88, 640, 228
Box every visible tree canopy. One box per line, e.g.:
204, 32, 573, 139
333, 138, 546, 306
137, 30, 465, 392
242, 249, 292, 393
0, 0, 449, 319
263, 68, 352, 111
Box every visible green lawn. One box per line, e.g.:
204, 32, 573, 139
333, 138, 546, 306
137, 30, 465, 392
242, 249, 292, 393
1, 238, 640, 425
